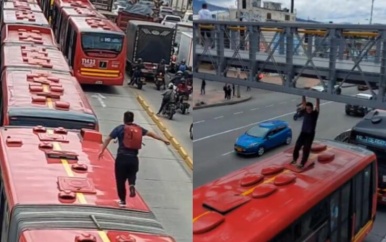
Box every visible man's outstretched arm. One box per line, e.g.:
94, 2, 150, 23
145, 131, 170, 145
315, 98, 320, 112
300, 96, 307, 109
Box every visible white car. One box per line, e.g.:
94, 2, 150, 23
161, 15, 182, 28
311, 84, 341, 94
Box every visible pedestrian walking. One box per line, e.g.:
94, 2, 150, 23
226, 85, 232, 99
201, 79, 206, 95
232, 84, 235, 96
223, 84, 227, 99
291, 96, 320, 169
98, 111, 170, 207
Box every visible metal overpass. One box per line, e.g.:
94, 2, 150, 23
193, 20, 386, 109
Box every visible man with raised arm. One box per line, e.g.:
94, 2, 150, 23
291, 96, 320, 169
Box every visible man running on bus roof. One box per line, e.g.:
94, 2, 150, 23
291, 96, 320, 169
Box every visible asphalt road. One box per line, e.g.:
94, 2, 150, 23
82, 84, 192, 242
193, 86, 386, 241
132, 76, 193, 159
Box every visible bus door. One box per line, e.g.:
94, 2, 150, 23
64, 22, 77, 68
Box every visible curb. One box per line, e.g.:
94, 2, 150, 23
193, 95, 252, 110
136, 95, 193, 170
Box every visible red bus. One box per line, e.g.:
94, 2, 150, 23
1, 24, 58, 48
40, 0, 94, 24
54, 7, 102, 43
1, 45, 70, 73
1, 69, 98, 130
1, 9, 49, 27
0, 0, 38, 13
2, 1, 42, 12
0, 126, 175, 242
61, 16, 126, 85
193, 140, 377, 242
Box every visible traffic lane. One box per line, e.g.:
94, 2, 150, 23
82, 85, 192, 242
366, 205, 386, 242
193, 101, 360, 187
194, 98, 333, 141
135, 83, 193, 159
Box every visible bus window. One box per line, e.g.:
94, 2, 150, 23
81, 33, 124, 54
59, 18, 69, 53
69, 29, 77, 67
0, 199, 9, 242
361, 166, 372, 225
0, 86, 3, 125
354, 172, 363, 233
330, 191, 340, 242
0, 179, 5, 238
64, 24, 73, 64
339, 182, 351, 242
55, 10, 63, 40
52, 4, 60, 32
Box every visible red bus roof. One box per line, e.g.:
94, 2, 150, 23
2, 10, 49, 27
21, 230, 175, 242
2, 69, 97, 123
0, 127, 175, 242
193, 140, 376, 242
70, 16, 124, 34
1, 24, 57, 48
2, 2, 42, 12
61, 6, 103, 18
54, 0, 95, 9
1, 45, 70, 73
3, 0, 38, 3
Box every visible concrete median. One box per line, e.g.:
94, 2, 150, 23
136, 95, 193, 170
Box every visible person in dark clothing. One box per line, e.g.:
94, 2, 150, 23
157, 83, 176, 115
201, 79, 206, 95
98, 111, 170, 207
129, 58, 145, 85
226, 85, 232, 99
157, 59, 166, 75
223, 84, 227, 99
291, 96, 320, 169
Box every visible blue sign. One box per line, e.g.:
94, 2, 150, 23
355, 135, 386, 149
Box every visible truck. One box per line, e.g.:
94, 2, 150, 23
177, 31, 193, 68
116, 11, 155, 32
125, 20, 176, 80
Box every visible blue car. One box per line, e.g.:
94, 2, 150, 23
234, 120, 292, 156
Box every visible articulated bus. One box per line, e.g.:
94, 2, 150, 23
54, 7, 102, 43
49, 0, 95, 31
40, 0, 94, 23
0, 126, 175, 241
1, 9, 49, 27
341, 110, 386, 204
193, 140, 377, 242
60, 16, 126, 85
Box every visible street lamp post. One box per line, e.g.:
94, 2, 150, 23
370, 0, 375, 24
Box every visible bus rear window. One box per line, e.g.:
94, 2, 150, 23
81, 33, 123, 53
9, 116, 96, 130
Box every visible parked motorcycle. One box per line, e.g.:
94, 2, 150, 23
293, 106, 305, 121
155, 72, 166, 90
161, 102, 177, 120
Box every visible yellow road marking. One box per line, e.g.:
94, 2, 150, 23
42, 85, 53, 108
47, 130, 110, 242
193, 147, 332, 222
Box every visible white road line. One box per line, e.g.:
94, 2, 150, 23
265, 104, 274, 108
250, 107, 259, 111
193, 120, 205, 124
214, 116, 224, 119
221, 151, 234, 156
234, 111, 243, 115
193, 101, 332, 142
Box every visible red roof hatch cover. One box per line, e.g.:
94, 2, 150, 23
193, 211, 225, 234
252, 184, 278, 198
58, 177, 96, 194
203, 191, 251, 213
261, 165, 284, 176
240, 172, 264, 187
274, 173, 297, 186
38, 133, 68, 142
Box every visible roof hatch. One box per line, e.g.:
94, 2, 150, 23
38, 133, 68, 142
261, 165, 284, 176
193, 211, 225, 234
58, 177, 96, 194
18, 28, 44, 44
239, 172, 264, 187
203, 191, 251, 213
21, 45, 53, 68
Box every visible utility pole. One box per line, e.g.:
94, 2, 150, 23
370, 0, 375, 24
290, 0, 294, 13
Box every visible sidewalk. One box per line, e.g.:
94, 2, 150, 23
193, 79, 252, 109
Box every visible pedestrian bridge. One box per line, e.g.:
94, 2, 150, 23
193, 20, 386, 109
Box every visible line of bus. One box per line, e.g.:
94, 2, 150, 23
0, 126, 175, 242
41, 0, 126, 85
193, 140, 377, 242
335, 109, 386, 205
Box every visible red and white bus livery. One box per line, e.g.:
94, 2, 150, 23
0, 126, 175, 242
1, 9, 49, 27
1, 24, 57, 48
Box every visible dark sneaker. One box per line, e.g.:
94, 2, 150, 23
296, 164, 304, 169
290, 160, 296, 165
117, 200, 126, 208
130, 186, 136, 197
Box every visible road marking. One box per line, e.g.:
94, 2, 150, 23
193, 101, 332, 142
221, 151, 234, 156
194, 120, 205, 124
91, 94, 106, 107
234, 111, 243, 115
265, 104, 274, 108
214, 116, 224, 119
250, 108, 259, 111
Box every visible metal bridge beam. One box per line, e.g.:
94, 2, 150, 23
194, 20, 386, 109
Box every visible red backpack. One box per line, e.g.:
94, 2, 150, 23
123, 124, 143, 150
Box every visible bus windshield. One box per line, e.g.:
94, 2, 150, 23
9, 116, 96, 130
81, 33, 124, 53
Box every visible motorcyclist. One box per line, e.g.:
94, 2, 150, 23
170, 71, 184, 85
157, 83, 176, 115
157, 59, 166, 76
129, 58, 144, 85
178, 60, 187, 73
